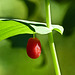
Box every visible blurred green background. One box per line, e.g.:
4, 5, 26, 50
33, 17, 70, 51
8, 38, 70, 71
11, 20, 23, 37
0, 0, 75, 75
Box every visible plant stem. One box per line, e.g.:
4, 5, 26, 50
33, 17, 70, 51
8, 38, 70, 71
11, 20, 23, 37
45, 0, 61, 75
33, 32, 35, 38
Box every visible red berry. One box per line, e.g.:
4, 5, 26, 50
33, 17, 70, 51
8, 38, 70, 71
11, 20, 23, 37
26, 38, 41, 59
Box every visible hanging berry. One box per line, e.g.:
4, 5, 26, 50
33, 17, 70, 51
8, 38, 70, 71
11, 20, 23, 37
26, 38, 41, 59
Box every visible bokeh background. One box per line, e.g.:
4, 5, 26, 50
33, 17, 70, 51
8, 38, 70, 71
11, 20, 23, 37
0, 0, 75, 75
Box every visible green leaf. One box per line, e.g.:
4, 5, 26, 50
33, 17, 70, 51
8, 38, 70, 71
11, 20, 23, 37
0, 19, 52, 34
31, 25, 51, 34
52, 25, 64, 35
0, 20, 34, 41
0, 19, 64, 41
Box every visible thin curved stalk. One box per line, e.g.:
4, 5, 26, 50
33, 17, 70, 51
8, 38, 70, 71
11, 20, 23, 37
45, 0, 61, 75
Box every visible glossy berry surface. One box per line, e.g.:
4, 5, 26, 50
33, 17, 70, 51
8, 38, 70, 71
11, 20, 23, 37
26, 38, 41, 59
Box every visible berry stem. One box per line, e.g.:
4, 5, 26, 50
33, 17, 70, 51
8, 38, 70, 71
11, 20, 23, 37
45, 0, 61, 75
33, 32, 36, 39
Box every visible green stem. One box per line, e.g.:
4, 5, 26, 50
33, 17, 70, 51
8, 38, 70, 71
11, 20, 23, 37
33, 32, 35, 38
45, 0, 61, 75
